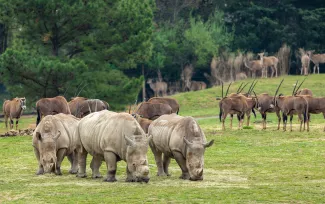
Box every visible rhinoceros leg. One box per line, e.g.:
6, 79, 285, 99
163, 155, 171, 176
77, 148, 88, 178
67, 150, 79, 174
55, 148, 67, 175
151, 147, 166, 176
90, 156, 103, 179
34, 147, 44, 175
173, 151, 190, 180
103, 151, 117, 182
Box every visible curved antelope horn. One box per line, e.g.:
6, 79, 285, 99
274, 79, 284, 98
239, 82, 249, 93
225, 82, 232, 97
221, 82, 224, 98
249, 80, 258, 94
247, 79, 256, 94
236, 82, 244, 94
294, 77, 307, 95
292, 80, 299, 96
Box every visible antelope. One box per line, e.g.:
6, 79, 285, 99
253, 91, 281, 130
258, 52, 279, 78
272, 79, 309, 131
228, 80, 258, 127
299, 48, 310, 75
244, 58, 266, 78
147, 78, 168, 97
218, 83, 249, 130
295, 88, 313, 96
306, 51, 325, 74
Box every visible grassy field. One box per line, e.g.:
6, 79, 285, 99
1, 75, 325, 203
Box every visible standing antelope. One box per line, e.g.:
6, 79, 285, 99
218, 83, 249, 130
3, 97, 27, 130
306, 51, 325, 74
244, 58, 266, 78
147, 78, 168, 97
258, 52, 279, 78
299, 48, 310, 75
271, 79, 309, 131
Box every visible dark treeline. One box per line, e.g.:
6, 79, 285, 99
0, 0, 324, 110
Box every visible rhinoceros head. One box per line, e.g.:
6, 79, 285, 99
125, 135, 151, 183
184, 137, 214, 181
36, 130, 61, 173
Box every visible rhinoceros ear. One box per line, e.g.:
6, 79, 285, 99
36, 132, 42, 141
203, 139, 214, 148
183, 137, 193, 146
124, 135, 136, 146
53, 131, 61, 140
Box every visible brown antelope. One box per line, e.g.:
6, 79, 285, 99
253, 92, 281, 130
299, 48, 310, 75
272, 79, 309, 131
244, 58, 266, 78
295, 88, 313, 96
307, 51, 325, 74
298, 95, 325, 131
258, 52, 279, 78
3, 97, 27, 130
147, 78, 168, 97
218, 83, 249, 130
190, 81, 207, 91
228, 81, 258, 127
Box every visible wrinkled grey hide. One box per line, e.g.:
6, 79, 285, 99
32, 114, 79, 175
75, 110, 151, 183
148, 114, 214, 181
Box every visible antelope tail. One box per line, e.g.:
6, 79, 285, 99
219, 103, 223, 122
303, 97, 309, 123
252, 108, 256, 118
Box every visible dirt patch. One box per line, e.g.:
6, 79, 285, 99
0, 128, 34, 137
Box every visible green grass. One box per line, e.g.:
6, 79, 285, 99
1, 75, 325, 203
0, 116, 36, 134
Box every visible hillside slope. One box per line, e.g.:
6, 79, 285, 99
171, 74, 325, 117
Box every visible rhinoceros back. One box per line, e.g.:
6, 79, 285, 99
77, 110, 145, 160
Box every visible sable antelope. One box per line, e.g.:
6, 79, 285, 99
147, 78, 168, 97
3, 97, 26, 130
253, 92, 281, 130
147, 97, 180, 114
36, 96, 71, 125
134, 102, 172, 120
272, 79, 309, 131
295, 88, 313, 96
258, 52, 279, 78
306, 50, 325, 74
244, 58, 266, 78
218, 82, 248, 130
228, 81, 258, 127
68, 97, 109, 118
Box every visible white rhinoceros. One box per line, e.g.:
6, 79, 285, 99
32, 114, 79, 175
75, 110, 151, 183
148, 113, 214, 181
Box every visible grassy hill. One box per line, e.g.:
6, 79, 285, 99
172, 74, 325, 117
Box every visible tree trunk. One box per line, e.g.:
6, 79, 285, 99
142, 64, 146, 102
0, 23, 8, 54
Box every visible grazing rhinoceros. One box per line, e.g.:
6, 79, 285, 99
148, 114, 214, 181
32, 114, 79, 175
75, 110, 151, 183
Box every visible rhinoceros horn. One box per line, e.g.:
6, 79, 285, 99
124, 135, 136, 146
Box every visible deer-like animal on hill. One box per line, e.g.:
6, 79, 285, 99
258, 52, 279, 78
306, 50, 325, 74
299, 48, 310, 75
244, 58, 266, 78
147, 78, 168, 97
271, 79, 309, 132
